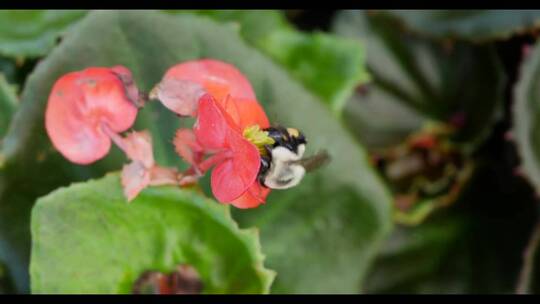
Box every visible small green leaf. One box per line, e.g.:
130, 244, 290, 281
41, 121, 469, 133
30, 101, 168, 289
30, 174, 274, 293
258, 29, 369, 114
379, 10, 540, 43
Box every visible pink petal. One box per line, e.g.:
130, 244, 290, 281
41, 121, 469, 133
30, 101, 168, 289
111, 65, 141, 107
173, 129, 204, 166
123, 131, 154, 169
121, 161, 151, 202
149, 166, 179, 186
150, 78, 206, 116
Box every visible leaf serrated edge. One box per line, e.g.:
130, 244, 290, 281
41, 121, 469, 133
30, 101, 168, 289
215, 204, 276, 294
31, 172, 276, 294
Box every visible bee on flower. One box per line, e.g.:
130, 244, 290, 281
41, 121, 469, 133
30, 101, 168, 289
45, 59, 328, 208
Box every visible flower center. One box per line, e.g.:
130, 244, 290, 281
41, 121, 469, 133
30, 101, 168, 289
243, 125, 275, 156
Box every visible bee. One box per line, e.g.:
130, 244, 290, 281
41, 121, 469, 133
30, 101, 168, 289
258, 126, 330, 189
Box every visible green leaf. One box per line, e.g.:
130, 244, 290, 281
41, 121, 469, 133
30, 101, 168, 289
257, 29, 369, 114
513, 40, 540, 194
0, 73, 17, 139
0, 10, 87, 58
1, 11, 392, 293
30, 174, 274, 294
180, 10, 369, 114
333, 10, 506, 151
379, 10, 540, 43
178, 10, 291, 45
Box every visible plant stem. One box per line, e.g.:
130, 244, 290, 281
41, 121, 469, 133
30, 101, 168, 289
101, 122, 127, 153
515, 219, 540, 294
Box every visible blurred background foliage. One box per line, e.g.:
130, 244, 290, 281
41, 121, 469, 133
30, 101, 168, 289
1, 10, 540, 294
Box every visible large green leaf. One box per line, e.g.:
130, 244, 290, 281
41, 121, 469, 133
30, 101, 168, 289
30, 174, 274, 293
0, 10, 87, 58
1, 10, 392, 293
380, 10, 540, 43
333, 10, 505, 151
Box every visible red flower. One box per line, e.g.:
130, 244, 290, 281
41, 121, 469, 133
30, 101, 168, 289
157, 59, 272, 208
45, 66, 139, 164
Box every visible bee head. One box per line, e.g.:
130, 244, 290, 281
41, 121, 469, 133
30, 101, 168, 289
259, 126, 307, 189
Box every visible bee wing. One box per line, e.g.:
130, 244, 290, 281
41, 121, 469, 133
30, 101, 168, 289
294, 150, 331, 172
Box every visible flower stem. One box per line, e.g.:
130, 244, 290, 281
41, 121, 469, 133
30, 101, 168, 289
101, 122, 128, 153
178, 150, 232, 186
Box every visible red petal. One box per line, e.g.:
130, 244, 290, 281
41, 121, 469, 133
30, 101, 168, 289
193, 94, 233, 150
163, 59, 269, 128
191, 92, 262, 203
78, 67, 138, 132
211, 127, 261, 203
164, 59, 256, 101
218, 96, 270, 129
46, 73, 111, 164
230, 183, 271, 209
45, 67, 138, 164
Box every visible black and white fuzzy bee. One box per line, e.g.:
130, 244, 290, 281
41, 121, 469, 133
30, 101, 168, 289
257, 126, 329, 189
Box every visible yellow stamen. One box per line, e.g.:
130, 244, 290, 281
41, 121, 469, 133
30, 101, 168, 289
243, 125, 275, 155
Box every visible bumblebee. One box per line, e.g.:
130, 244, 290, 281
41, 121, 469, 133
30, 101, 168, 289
257, 126, 308, 189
